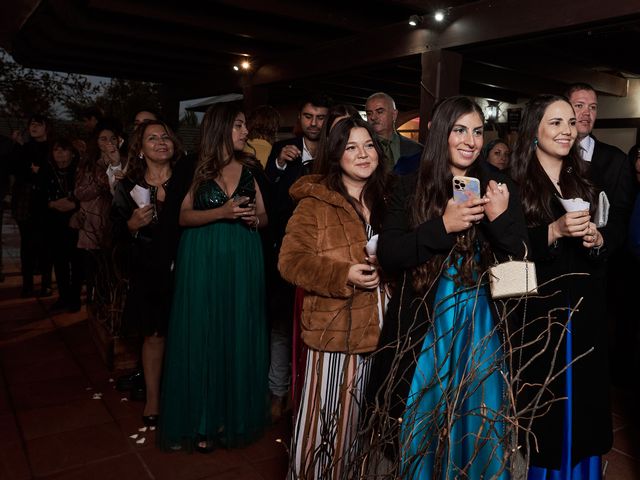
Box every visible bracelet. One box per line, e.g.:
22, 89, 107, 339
252, 217, 260, 230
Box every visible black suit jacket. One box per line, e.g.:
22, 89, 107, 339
589, 138, 635, 254
265, 136, 309, 248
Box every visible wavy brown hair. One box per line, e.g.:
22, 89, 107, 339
411, 96, 488, 293
125, 120, 183, 183
190, 102, 259, 193
323, 116, 388, 231
509, 94, 596, 226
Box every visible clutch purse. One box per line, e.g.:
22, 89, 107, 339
489, 244, 538, 299
595, 191, 610, 228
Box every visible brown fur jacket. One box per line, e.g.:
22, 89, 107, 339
278, 175, 380, 353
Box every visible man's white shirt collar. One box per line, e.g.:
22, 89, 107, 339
579, 135, 595, 162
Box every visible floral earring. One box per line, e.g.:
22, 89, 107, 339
138, 152, 144, 160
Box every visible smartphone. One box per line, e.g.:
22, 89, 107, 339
453, 176, 481, 203
234, 186, 256, 208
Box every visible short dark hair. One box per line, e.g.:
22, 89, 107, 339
27, 114, 48, 125
298, 93, 333, 112
564, 83, 596, 100
82, 106, 104, 120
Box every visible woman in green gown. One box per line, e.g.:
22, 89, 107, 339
158, 102, 270, 452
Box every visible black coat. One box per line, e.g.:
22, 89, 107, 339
589, 139, 635, 254
264, 136, 308, 248
517, 196, 613, 468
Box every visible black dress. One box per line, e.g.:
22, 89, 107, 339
111, 165, 191, 337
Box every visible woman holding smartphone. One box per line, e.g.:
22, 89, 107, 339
158, 102, 270, 453
367, 96, 529, 479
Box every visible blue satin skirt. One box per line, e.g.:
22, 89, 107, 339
399, 266, 509, 479
528, 316, 602, 480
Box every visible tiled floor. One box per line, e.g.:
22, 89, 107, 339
1, 208, 639, 479
0, 212, 290, 480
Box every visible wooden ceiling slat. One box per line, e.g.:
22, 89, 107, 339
252, 0, 640, 90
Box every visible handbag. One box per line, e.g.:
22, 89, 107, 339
489, 244, 538, 299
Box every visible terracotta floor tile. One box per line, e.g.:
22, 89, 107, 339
0, 383, 11, 414
5, 353, 83, 385
102, 384, 144, 420
17, 397, 112, 440
10, 375, 91, 410
0, 441, 32, 480
57, 321, 101, 357
25, 422, 131, 477
200, 464, 264, 480
0, 412, 21, 446
140, 444, 247, 480
38, 452, 151, 480
252, 455, 289, 480
613, 425, 640, 461
0, 331, 70, 368
238, 419, 291, 464
603, 449, 640, 479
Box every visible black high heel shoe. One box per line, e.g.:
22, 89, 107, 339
194, 435, 215, 454
142, 414, 159, 427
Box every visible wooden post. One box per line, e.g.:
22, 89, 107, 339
419, 49, 462, 143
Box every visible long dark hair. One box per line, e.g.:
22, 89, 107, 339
125, 120, 182, 183
510, 94, 596, 226
411, 96, 486, 293
312, 104, 360, 175
323, 116, 388, 231
191, 102, 259, 192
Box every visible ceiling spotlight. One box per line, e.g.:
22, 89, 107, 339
408, 14, 421, 27
241, 60, 250, 70
434, 10, 445, 22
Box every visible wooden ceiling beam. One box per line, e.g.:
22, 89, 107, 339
0, 0, 41, 51
48, 0, 274, 58
214, 0, 380, 32
462, 61, 566, 97
470, 58, 628, 97
253, 0, 640, 93
88, 0, 312, 47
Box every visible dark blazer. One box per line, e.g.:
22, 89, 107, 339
392, 135, 423, 175
265, 136, 308, 247
589, 138, 635, 253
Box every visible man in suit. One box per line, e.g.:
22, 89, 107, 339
567, 83, 637, 385
566, 83, 634, 253
264, 93, 332, 419
365, 92, 423, 174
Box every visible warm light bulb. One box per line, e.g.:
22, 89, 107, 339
233, 65, 239, 71
434, 11, 445, 22
241, 61, 250, 70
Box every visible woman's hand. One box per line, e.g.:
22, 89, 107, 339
582, 221, 604, 249
484, 180, 509, 221
442, 197, 489, 233
218, 196, 254, 222
549, 210, 590, 244
348, 263, 380, 289
127, 205, 154, 233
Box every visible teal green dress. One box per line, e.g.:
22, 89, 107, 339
158, 166, 269, 450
